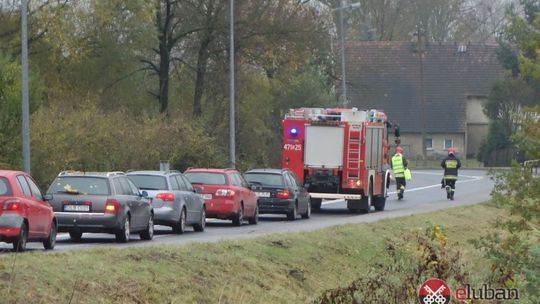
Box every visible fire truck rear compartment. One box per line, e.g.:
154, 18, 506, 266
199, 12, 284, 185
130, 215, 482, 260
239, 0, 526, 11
304, 125, 344, 192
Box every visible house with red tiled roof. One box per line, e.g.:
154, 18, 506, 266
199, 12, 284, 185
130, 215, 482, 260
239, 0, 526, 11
345, 41, 505, 159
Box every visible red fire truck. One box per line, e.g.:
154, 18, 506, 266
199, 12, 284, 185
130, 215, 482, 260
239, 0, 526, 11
281, 107, 400, 213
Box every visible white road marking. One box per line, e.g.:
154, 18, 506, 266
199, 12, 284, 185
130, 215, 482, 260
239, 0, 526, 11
321, 174, 483, 204
412, 171, 483, 180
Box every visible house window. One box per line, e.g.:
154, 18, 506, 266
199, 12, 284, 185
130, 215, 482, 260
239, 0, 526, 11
425, 138, 433, 150
444, 139, 453, 150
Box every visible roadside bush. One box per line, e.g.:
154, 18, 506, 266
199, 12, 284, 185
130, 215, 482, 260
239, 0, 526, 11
316, 224, 469, 304
473, 106, 540, 303
472, 166, 540, 303
30, 103, 226, 188
0, 54, 43, 168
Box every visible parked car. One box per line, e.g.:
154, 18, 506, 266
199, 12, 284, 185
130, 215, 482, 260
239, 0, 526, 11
0, 170, 57, 252
244, 168, 311, 220
127, 170, 206, 234
46, 171, 153, 243
184, 168, 258, 226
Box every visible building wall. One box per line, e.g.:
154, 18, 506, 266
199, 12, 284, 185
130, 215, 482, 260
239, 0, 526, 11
467, 124, 487, 158
466, 96, 489, 157
466, 96, 489, 123
393, 133, 465, 159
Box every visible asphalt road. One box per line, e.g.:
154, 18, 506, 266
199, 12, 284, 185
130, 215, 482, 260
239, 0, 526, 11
0, 169, 494, 253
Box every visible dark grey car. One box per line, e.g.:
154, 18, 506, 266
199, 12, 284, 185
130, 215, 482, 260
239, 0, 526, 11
244, 169, 311, 220
46, 171, 154, 243
127, 171, 206, 234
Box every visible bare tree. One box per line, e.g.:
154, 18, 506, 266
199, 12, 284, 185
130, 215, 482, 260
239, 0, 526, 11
191, 0, 226, 117
141, 0, 201, 114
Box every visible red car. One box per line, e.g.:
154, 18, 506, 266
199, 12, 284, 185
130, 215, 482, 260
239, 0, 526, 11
0, 170, 57, 251
184, 168, 258, 226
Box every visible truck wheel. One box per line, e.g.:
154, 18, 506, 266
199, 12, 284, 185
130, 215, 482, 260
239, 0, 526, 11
359, 183, 373, 214
310, 198, 322, 212
373, 196, 386, 211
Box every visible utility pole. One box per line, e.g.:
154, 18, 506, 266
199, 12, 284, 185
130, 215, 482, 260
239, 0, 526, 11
339, 0, 347, 107
416, 25, 427, 162
229, 0, 236, 168
335, 1, 360, 107
21, 0, 30, 173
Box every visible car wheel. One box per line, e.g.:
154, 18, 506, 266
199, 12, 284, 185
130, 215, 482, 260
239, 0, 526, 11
115, 216, 130, 243
232, 205, 243, 226
193, 207, 206, 232
248, 205, 259, 225
301, 201, 311, 219
43, 221, 57, 250
140, 214, 154, 240
287, 203, 297, 221
69, 231, 83, 241
13, 222, 28, 252
172, 208, 186, 234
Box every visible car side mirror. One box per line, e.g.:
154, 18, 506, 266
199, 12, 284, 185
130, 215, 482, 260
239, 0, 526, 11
193, 186, 202, 194
43, 194, 53, 201
140, 190, 149, 198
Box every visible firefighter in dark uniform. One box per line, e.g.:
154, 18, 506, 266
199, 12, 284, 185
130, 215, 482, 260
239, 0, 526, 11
441, 147, 461, 200
391, 146, 408, 200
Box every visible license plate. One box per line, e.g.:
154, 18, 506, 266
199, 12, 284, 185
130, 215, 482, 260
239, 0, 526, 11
201, 194, 212, 200
256, 192, 270, 198
64, 205, 90, 212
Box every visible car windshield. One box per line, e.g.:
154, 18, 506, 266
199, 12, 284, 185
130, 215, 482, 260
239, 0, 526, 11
0, 177, 12, 196
128, 175, 168, 190
185, 172, 226, 185
244, 173, 284, 187
47, 176, 110, 195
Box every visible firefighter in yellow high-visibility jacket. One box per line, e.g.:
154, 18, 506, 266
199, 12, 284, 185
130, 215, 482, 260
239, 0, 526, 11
391, 146, 408, 200
441, 147, 461, 200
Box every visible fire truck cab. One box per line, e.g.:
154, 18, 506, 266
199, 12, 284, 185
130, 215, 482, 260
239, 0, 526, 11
281, 107, 398, 213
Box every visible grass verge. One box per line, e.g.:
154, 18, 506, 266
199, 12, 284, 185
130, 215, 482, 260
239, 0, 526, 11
0, 202, 507, 303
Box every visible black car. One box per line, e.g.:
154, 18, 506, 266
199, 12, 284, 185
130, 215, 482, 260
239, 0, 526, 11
243, 169, 310, 220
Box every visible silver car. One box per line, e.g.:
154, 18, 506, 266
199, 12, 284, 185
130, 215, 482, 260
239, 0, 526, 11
46, 171, 154, 243
127, 171, 205, 234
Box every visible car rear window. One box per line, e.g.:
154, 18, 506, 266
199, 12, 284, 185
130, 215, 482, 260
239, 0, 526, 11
244, 173, 284, 187
185, 172, 226, 185
0, 177, 12, 196
47, 177, 110, 195
127, 175, 168, 190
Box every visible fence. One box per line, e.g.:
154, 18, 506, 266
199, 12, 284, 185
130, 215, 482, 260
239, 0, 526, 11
523, 159, 539, 176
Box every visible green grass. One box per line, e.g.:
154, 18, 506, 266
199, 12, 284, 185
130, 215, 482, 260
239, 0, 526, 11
0, 202, 507, 304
